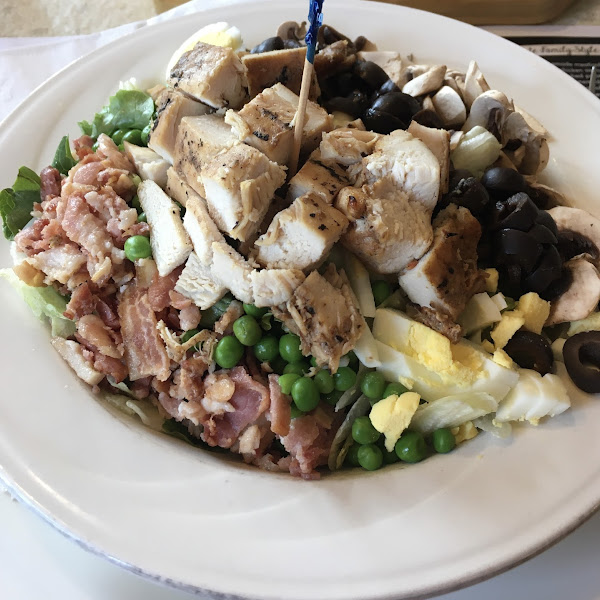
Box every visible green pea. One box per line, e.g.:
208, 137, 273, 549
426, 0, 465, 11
357, 444, 383, 471
333, 366, 357, 391
395, 431, 428, 464
279, 333, 303, 363
124, 235, 152, 261
122, 129, 143, 145
232, 315, 262, 347
432, 428, 456, 454
270, 355, 287, 375
344, 350, 359, 371
131, 195, 142, 211
314, 370, 335, 394
181, 329, 199, 344
372, 280, 392, 305
290, 404, 304, 419
382, 446, 400, 464
345, 444, 361, 467
199, 294, 233, 329
360, 371, 386, 399
253, 336, 279, 362
352, 416, 381, 445
137, 212, 147, 223
322, 389, 343, 406
243, 303, 268, 318
111, 129, 126, 145
291, 377, 320, 412
141, 123, 152, 146
278, 373, 300, 395
214, 335, 244, 369
283, 361, 310, 376
383, 382, 409, 398
310, 356, 319, 368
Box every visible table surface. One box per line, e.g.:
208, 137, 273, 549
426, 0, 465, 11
2, 1, 600, 599
3, 0, 600, 36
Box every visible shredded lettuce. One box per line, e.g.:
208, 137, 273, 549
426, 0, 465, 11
51, 136, 77, 175
0, 268, 75, 337
0, 167, 40, 240
78, 89, 155, 139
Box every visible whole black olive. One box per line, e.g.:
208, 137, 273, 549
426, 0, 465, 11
524, 245, 563, 295
354, 60, 390, 91
325, 91, 369, 118
319, 25, 351, 47
481, 167, 527, 199
496, 229, 543, 273
504, 330, 554, 375
375, 79, 401, 97
528, 223, 558, 244
563, 331, 600, 393
330, 71, 359, 97
363, 108, 407, 134
251, 36, 285, 54
372, 92, 420, 123
283, 39, 302, 49
411, 109, 444, 129
446, 177, 490, 217
354, 36, 369, 52
491, 193, 539, 232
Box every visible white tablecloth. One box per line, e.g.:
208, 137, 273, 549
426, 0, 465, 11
1, 1, 599, 598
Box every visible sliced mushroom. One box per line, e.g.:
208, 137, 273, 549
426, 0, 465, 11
277, 21, 306, 42
491, 151, 519, 171
463, 61, 491, 109
422, 95, 436, 113
431, 85, 466, 129
513, 104, 548, 136
462, 90, 512, 131
500, 111, 549, 176
449, 130, 464, 151
444, 69, 466, 100
546, 257, 600, 326
548, 206, 600, 266
402, 65, 446, 97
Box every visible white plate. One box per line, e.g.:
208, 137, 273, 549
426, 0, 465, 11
1, 2, 600, 599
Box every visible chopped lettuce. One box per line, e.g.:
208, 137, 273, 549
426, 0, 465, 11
51, 135, 77, 175
0, 167, 40, 240
0, 268, 75, 337
78, 89, 155, 139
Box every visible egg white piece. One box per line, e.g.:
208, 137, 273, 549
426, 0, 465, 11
166, 22, 243, 79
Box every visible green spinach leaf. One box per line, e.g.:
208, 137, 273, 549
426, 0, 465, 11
0, 167, 40, 240
51, 135, 77, 175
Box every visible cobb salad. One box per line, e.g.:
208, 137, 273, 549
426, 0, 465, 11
2, 20, 599, 480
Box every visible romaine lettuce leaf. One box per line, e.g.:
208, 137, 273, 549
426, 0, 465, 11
0, 268, 75, 337
51, 135, 77, 175
0, 167, 40, 240
79, 89, 155, 139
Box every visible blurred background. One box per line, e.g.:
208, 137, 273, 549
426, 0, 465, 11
2, 0, 600, 36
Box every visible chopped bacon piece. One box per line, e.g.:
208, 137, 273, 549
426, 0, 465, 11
40, 167, 61, 201
148, 267, 183, 312
170, 356, 208, 401
268, 375, 291, 437
96, 134, 134, 172
95, 296, 120, 329
76, 314, 122, 358
202, 367, 270, 448
93, 353, 128, 383
118, 285, 171, 381
72, 162, 104, 186
73, 135, 95, 160
64, 283, 96, 320
157, 392, 182, 420
179, 304, 201, 331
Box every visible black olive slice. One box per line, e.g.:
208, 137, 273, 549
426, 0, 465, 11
491, 193, 539, 232
325, 91, 369, 118
563, 331, 600, 393
497, 229, 543, 273
535, 210, 559, 238
524, 245, 563, 294
363, 108, 407, 134
504, 330, 554, 375
411, 109, 444, 129
528, 223, 558, 244
446, 177, 489, 216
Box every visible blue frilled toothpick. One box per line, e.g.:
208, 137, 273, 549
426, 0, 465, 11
289, 0, 325, 176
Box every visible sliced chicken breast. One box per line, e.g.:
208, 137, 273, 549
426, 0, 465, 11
175, 252, 227, 309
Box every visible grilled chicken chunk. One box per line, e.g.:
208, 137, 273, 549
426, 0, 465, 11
273, 266, 364, 372
256, 193, 349, 271
200, 144, 286, 242
148, 88, 211, 164
137, 180, 193, 276
175, 251, 226, 309
165, 166, 195, 207
210, 241, 254, 304
242, 47, 320, 99
173, 114, 240, 198
399, 205, 485, 319
225, 83, 332, 165
335, 178, 433, 274
123, 142, 170, 189
251, 268, 306, 307
407, 120, 451, 195
360, 130, 441, 211
287, 149, 352, 204
319, 128, 381, 167
168, 42, 247, 109
183, 197, 224, 265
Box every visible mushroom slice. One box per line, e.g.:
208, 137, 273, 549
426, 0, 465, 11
431, 86, 466, 129
462, 90, 512, 132
546, 258, 600, 326
276, 21, 306, 42
547, 206, 600, 267
501, 111, 549, 176
422, 96, 436, 113
402, 65, 446, 97
514, 105, 548, 136
463, 61, 491, 109
444, 69, 466, 99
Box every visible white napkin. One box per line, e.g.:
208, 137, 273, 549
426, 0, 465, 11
0, 0, 255, 121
